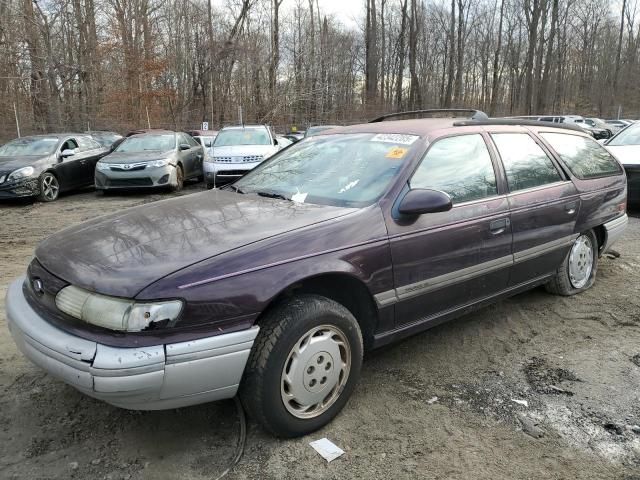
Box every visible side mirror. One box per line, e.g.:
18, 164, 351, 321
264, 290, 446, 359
60, 149, 76, 158
179, 143, 190, 151
204, 141, 212, 148
398, 189, 452, 216
273, 138, 278, 146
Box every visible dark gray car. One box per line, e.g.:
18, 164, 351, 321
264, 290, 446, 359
0, 134, 109, 201
95, 132, 204, 191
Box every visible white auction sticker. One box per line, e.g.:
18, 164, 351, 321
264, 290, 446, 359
371, 133, 419, 145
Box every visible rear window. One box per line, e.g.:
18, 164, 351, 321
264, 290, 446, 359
541, 133, 622, 179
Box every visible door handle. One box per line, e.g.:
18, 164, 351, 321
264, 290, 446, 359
490, 218, 510, 235
565, 201, 578, 215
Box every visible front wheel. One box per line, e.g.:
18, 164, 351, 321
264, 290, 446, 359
240, 295, 363, 437
171, 165, 184, 192
38, 172, 59, 202
545, 230, 598, 296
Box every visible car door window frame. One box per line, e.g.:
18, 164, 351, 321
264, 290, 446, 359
488, 130, 570, 194
405, 132, 505, 208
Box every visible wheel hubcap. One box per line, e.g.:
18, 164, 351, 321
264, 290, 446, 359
281, 325, 351, 419
42, 175, 59, 200
568, 235, 593, 289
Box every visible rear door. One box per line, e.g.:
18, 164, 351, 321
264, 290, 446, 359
386, 133, 513, 328
76, 136, 106, 185
488, 131, 580, 286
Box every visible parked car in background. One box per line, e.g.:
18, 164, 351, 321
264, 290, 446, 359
280, 134, 302, 144
87, 131, 123, 150
604, 121, 640, 205
6, 110, 628, 439
0, 134, 108, 202
510, 115, 612, 140
275, 136, 294, 148
204, 124, 281, 188
304, 125, 341, 137
185, 129, 218, 150
574, 118, 613, 138
604, 119, 632, 132
95, 131, 204, 192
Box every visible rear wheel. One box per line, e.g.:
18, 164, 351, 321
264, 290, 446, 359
546, 230, 598, 296
38, 172, 59, 202
240, 294, 363, 437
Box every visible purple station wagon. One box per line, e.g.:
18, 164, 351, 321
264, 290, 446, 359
6, 110, 628, 437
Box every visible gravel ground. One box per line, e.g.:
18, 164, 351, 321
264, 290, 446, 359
0, 185, 639, 480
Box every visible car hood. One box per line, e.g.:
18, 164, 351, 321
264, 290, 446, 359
35, 190, 357, 297
0, 155, 49, 172
606, 145, 640, 166
212, 145, 277, 157
101, 150, 175, 164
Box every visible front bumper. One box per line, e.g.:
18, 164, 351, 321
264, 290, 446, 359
203, 161, 260, 183
6, 277, 259, 410
95, 164, 177, 190
0, 177, 39, 198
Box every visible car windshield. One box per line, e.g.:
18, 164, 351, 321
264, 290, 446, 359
92, 134, 121, 147
115, 134, 175, 152
608, 123, 640, 146
214, 129, 271, 146
0, 137, 58, 156
233, 133, 419, 208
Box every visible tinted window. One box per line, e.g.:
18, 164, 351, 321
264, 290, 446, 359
541, 133, 622, 179
214, 128, 271, 146
77, 136, 101, 151
410, 134, 497, 203
491, 133, 562, 191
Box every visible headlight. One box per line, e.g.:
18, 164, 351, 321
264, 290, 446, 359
55, 285, 183, 332
8, 166, 35, 181
148, 159, 170, 168
96, 162, 110, 170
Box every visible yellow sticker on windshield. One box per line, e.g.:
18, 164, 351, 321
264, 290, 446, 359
386, 147, 408, 159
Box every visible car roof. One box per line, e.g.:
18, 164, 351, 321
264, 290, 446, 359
187, 130, 218, 136
220, 125, 268, 131
317, 117, 590, 139
125, 129, 174, 136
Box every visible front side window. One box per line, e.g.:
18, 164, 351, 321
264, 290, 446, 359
491, 133, 563, 192
541, 133, 622, 179
115, 134, 176, 153
0, 137, 59, 156
410, 134, 497, 203
214, 128, 271, 147
234, 133, 419, 207
77, 136, 100, 151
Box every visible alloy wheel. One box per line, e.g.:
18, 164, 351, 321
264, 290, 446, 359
41, 174, 59, 201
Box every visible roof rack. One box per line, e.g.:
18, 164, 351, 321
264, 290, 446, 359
369, 109, 489, 123
452, 119, 585, 133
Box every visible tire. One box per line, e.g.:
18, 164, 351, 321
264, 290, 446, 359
545, 230, 598, 296
38, 172, 60, 202
171, 164, 184, 192
240, 294, 363, 438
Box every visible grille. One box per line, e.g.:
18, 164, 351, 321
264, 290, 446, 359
110, 165, 146, 172
214, 155, 263, 164
108, 178, 154, 187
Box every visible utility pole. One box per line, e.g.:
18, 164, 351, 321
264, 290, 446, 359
210, 72, 214, 128
238, 105, 243, 126
13, 103, 21, 138
146, 106, 151, 129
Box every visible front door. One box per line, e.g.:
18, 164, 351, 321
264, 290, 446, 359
385, 133, 513, 328
488, 131, 580, 285
55, 138, 84, 189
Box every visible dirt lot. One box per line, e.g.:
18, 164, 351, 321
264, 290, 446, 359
1, 185, 639, 480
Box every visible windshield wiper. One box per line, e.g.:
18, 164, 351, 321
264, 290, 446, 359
224, 184, 245, 194
255, 191, 289, 200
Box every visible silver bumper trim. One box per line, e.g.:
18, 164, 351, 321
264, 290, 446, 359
602, 213, 628, 254
6, 276, 259, 410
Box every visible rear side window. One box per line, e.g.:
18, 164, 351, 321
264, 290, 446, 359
541, 133, 622, 179
410, 134, 497, 203
491, 133, 563, 192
